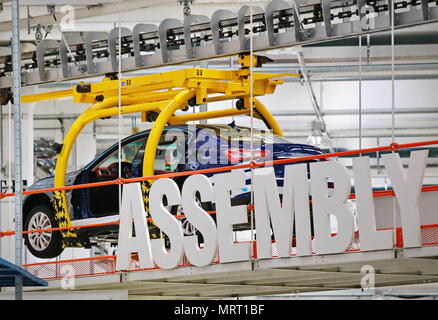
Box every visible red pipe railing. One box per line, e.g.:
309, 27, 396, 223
0, 139, 436, 199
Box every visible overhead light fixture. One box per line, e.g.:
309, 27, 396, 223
306, 119, 335, 153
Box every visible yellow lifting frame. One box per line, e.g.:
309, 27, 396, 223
22, 66, 298, 247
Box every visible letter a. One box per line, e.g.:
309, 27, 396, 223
116, 183, 154, 270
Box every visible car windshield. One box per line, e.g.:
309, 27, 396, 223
93, 138, 146, 170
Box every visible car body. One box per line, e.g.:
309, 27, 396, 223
23, 124, 326, 258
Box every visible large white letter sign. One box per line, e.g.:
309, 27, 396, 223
254, 165, 312, 259
382, 150, 428, 248
310, 161, 355, 254
182, 174, 218, 267
214, 171, 251, 263
353, 157, 394, 251
149, 178, 184, 269
116, 183, 154, 271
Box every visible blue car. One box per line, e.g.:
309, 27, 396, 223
23, 124, 325, 258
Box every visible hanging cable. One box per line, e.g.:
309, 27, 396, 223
249, 0, 255, 261
117, 0, 123, 215
230, 57, 235, 123
7, 100, 12, 263
391, 3, 395, 146
390, 0, 398, 248
11, 0, 23, 300
358, 36, 363, 152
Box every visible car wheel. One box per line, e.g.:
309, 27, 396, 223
24, 205, 64, 259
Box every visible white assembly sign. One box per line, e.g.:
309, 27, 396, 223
116, 150, 429, 271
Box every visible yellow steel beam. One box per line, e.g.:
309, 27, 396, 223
71, 68, 295, 104
169, 98, 283, 136
76, 88, 184, 105
142, 89, 196, 177
169, 108, 249, 125
54, 98, 170, 188
21, 89, 73, 104
21, 68, 297, 107
253, 98, 283, 136
52, 96, 124, 244
52, 97, 169, 245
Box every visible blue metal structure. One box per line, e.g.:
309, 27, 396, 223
0, 258, 48, 288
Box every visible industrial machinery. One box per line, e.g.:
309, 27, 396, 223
0, 0, 437, 91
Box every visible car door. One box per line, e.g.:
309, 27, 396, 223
84, 135, 148, 218
74, 127, 189, 219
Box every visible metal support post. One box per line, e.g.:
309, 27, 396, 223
11, 0, 23, 301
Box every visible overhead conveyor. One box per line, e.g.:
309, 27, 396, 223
0, 0, 437, 91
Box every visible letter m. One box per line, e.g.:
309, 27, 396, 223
254, 165, 312, 259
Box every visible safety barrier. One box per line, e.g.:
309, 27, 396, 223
21, 224, 438, 280
0, 139, 438, 280
420, 224, 438, 246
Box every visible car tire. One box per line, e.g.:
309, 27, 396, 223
24, 205, 64, 259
